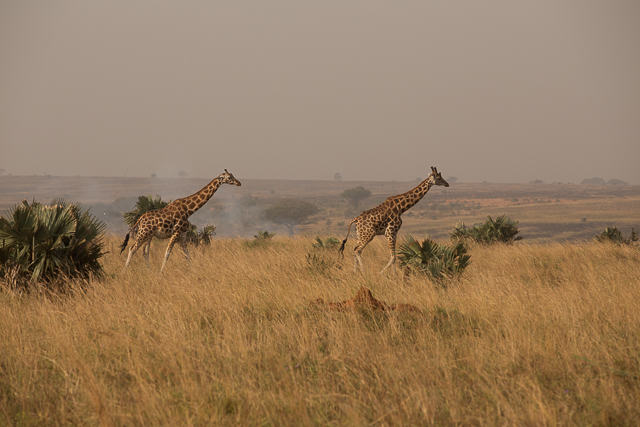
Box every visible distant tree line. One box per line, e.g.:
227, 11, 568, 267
581, 177, 628, 185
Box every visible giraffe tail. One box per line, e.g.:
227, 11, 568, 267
119, 232, 130, 254
338, 219, 355, 256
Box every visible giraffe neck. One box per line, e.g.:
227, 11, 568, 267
391, 179, 434, 215
179, 177, 223, 217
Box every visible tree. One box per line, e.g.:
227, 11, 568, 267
581, 177, 605, 185
334, 172, 342, 181
151, 173, 157, 178
261, 198, 319, 235
239, 194, 258, 216
341, 186, 371, 211
0, 168, 5, 175
178, 170, 188, 178
447, 176, 458, 184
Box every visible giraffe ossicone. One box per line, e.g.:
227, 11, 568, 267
120, 169, 241, 273
338, 166, 449, 273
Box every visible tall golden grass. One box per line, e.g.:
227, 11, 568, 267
1, 236, 639, 426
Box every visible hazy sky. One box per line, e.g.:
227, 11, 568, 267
1, 1, 639, 184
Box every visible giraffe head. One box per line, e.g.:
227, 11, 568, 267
219, 169, 242, 186
429, 167, 449, 187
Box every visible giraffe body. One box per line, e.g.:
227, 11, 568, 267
339, 167, 449, 273
120, 169, 241, 272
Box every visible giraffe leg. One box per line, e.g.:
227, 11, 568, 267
160, 233, 183, 273
124, 235, 152, 270
179, 235, 191, 263
381, 222, 401, 273
354, 245, 366, 272
142, 240, 152, 269
380, 234, 397, 273
353, 232, 375, 273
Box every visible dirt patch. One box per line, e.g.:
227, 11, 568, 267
314, 287, 420, 313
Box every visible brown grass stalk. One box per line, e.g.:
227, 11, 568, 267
1, 236, 639, 425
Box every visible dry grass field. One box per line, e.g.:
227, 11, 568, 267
1, 236, 640, 426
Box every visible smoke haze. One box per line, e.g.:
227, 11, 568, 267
1, 1, 639, 184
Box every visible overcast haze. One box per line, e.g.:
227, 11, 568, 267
1, 1, 639, 184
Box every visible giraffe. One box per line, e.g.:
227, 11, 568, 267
338, 166, 449, 273
119, 169, 241, 272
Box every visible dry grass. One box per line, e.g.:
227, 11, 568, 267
1, 236, 640, 426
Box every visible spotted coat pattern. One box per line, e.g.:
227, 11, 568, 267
339, 167, 449, 273
121, 169, 241, 272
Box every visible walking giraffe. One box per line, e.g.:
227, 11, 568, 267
120, 169, 241, 272
338, 167, 449, 273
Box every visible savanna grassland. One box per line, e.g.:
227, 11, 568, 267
2, 236, 640, 426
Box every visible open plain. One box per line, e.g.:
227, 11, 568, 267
1, 175, 639, 426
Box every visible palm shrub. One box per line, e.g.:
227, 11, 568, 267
594, 227, 638, 245
185, 224, 216, 246
450, 214, 522, 245
397, 235, 471, 280
0, 199, 106, 291
123, 195, 168, 227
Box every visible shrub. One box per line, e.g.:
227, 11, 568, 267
450, 214, 523, 245
312, 236, 340, 250
243, 231, 276, 249
305, 252, 339, 275
186, 224, 217, 246
0, 199, 106, 291
594, 227, 638, 245
397, 235, 471, 281
254, 230, 275, 240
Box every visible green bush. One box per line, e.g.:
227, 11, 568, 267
397, 235, 471, 280
0, 199, 106, 291
450, 214, 523, 245
594, 227, 637, 245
